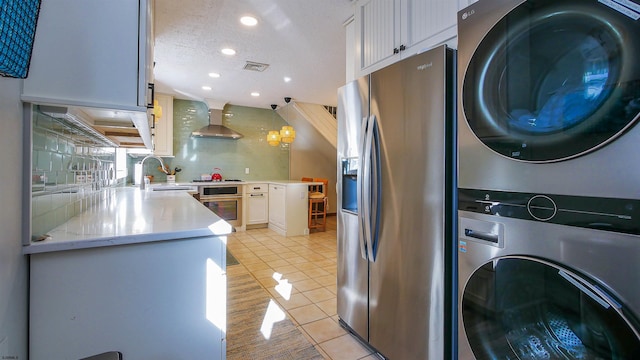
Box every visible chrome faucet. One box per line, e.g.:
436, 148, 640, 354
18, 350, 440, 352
139, 155, 168, 190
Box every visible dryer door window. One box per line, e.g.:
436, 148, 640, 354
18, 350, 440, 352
462, 257, 640, 359
462, 0, 640, 162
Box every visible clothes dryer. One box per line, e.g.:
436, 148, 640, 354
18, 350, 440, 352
458, 196, 640, 359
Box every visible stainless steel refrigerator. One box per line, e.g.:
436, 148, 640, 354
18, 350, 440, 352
337, 45, 457, 360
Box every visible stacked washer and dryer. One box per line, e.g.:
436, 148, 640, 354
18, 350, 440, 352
456, 0, 640, 359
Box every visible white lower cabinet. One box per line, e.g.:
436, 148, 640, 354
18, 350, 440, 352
268, 183, 309, 236
246, 183, 269, 225
268, 184, 286, 229
29, 236, 226, 360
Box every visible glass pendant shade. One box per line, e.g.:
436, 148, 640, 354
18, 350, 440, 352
267, 130, 281, 146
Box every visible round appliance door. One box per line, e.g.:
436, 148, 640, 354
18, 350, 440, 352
461, 257, 640, 359
462, 0, 640, 162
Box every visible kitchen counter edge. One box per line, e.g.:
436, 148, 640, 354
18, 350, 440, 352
24, 187, 232, 255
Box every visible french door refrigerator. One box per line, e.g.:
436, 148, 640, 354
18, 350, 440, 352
337, 44, 457, 360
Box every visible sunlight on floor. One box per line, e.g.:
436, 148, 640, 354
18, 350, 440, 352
273, 272, 293, 300
227, 217, 377, 359
260, 299, 287, 339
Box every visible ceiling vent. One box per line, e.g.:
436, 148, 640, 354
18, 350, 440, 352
243, 61, 269, 72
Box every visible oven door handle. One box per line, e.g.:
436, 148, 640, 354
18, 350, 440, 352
200, 195, 243, 201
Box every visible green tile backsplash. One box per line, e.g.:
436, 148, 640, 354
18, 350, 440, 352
31, 100, 290, 237
138, 100, 290, 182
31, 107, 120, 238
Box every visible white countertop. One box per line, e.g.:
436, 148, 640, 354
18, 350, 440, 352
25, 187, 232, 254
179, 180, 319, 186
256, 180, 322, 185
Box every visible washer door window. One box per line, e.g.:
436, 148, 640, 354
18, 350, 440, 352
463, 0, 640, 162
462, 257, 640, 359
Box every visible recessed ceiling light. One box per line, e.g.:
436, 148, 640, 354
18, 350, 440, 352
202, 86, 212, 91
208, 72, 221, 78
251, 92, 260, 97
284, 77, 292, 83
221, 48, 236, 56
240, 16, 258, 26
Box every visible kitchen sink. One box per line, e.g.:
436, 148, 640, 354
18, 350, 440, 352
149, 184, 196, 191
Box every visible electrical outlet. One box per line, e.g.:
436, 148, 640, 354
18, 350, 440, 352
245, 168, 250, 174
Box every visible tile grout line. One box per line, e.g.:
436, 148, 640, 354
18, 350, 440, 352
227, 218, 375, 360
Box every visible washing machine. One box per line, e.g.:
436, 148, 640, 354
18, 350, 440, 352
456, 0, 640, 358
458, 0, 640, 196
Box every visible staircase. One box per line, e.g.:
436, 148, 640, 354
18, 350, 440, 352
279, 101, 337, 149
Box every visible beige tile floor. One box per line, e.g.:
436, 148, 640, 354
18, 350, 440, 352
227, 217, 380, 360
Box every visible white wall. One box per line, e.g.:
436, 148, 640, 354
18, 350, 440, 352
0, 78, 29, 359
288, 110, 338, 215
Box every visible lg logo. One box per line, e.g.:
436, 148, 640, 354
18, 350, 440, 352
461, 9, 475, 20
417, 62, 433, 71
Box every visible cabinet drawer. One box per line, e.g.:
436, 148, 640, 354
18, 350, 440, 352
246, 183, 269, 193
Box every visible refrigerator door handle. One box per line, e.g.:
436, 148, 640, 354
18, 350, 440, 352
362, 115, 376, 262
368, 114, 381, 262
357, 116, 370, 260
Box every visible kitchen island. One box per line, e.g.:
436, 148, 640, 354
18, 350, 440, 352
26, 187, 230, 360
165, 180, 322, 235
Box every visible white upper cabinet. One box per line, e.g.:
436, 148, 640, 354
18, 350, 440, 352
22, 0, 154, 112
355, 0, 401, 74
402, 0, 458, 52
354, 0, 460, 76
152, 93, 174, 157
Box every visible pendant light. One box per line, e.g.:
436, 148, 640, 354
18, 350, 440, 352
267, 104, 281, 146
153, 99, 163, 120
280, 97, 296, 144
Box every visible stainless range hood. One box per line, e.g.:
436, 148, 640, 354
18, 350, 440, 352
191, 106, 243, 140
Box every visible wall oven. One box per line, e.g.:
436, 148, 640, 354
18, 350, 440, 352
199, 185, 243, 228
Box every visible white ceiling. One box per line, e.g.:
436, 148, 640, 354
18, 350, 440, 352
153, 0, 355, 110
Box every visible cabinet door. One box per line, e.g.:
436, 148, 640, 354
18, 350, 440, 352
353, 0, 461, 76
460, 0, 478, 9
247, 193, 269, 224
356, 0, 402, 73
140, 0, 155, 108
153, 94, 174, 156
401, 0, 458, 55
268, 185, 286, 229
22, 0, 151, 111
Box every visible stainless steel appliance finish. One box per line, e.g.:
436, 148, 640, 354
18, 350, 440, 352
199, 184, 243, 228
337, 45, 457, 359
457, 0, 640, 358
457, 0, 640, 198
191, 108, 243, 139
458, 208, 640, 359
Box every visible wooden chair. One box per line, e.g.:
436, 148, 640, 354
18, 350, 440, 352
302, 177, 328, 232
